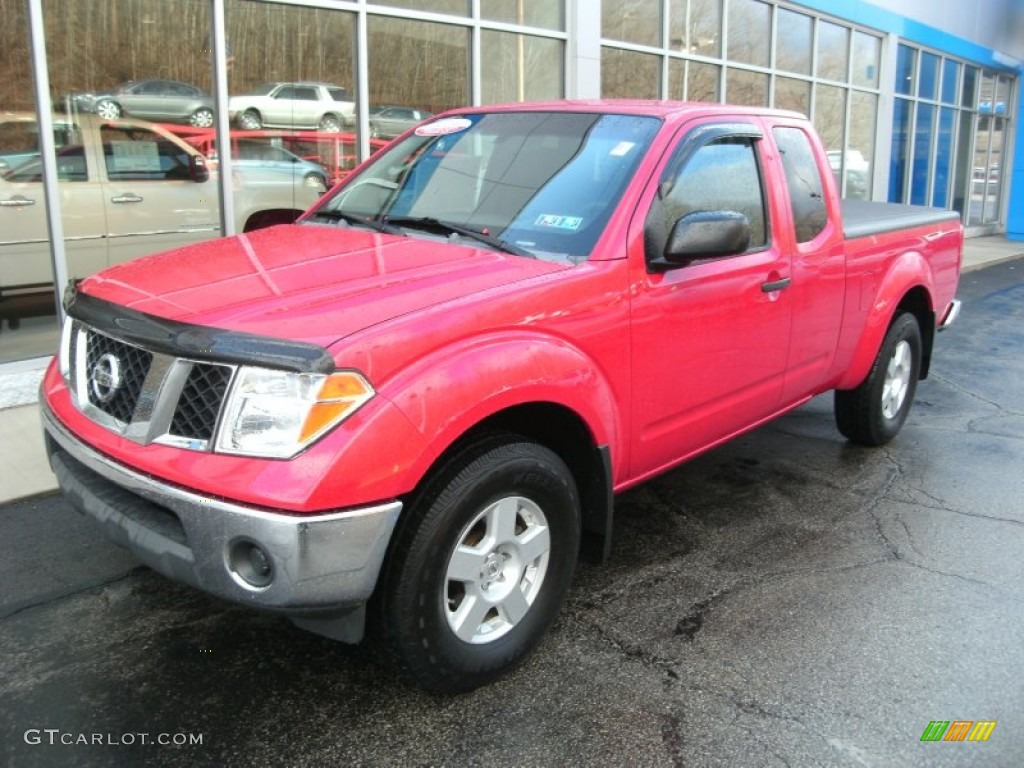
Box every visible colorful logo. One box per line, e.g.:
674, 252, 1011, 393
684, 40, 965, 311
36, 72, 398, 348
920, 721, 997, 742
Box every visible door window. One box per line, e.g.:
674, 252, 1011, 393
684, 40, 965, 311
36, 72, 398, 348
100, 125, 194, 181
772, 127, 827, 243
649, 135, 767, 256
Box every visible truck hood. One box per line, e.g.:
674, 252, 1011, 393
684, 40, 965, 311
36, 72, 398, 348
80, 224, 574, 348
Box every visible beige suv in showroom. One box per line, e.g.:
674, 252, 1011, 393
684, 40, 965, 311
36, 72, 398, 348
0, 113, 322, 312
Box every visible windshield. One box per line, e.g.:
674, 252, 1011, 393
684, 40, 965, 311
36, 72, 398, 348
311, 111, 661, 262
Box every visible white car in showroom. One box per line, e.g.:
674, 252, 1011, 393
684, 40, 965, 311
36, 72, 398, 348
228, 82, 355, 133
0, 114, 323, 306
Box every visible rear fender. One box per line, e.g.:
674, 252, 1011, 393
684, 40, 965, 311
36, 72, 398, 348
836, 250, 935, 391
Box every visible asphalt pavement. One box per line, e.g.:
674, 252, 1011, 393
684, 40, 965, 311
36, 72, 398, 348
1, 258, 1022, 767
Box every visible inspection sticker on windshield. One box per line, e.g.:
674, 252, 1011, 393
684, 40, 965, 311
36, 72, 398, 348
415, 118, 472, 137
535, 214, 582, 231
610, 141, 636, 157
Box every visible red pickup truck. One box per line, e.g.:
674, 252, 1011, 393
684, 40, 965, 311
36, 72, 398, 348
40, 101, 962, 692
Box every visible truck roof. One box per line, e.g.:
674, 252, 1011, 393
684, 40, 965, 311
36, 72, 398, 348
444, 99, 808, 122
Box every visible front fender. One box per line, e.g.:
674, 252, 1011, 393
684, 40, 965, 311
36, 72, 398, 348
379, 331, 623, 486
836, 249, 935, 391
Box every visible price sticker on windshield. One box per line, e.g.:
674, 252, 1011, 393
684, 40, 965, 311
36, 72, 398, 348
535, 214, 583, 231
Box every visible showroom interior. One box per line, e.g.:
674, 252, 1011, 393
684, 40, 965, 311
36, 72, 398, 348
1, 0, 1021, 369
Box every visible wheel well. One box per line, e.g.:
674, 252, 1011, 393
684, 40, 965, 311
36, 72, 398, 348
243, 209, 303, 232
417, 403, 613, 563
895, 286, 935, 379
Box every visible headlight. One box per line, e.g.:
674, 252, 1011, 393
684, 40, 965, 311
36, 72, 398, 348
215, 367, 374, 459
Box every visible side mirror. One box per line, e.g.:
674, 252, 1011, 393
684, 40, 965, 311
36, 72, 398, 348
189, 154, 210, 183
651, 210, 751, 271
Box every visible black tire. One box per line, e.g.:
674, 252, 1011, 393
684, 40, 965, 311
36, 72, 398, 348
835, 312, 922, 446
371, 435, 580, 693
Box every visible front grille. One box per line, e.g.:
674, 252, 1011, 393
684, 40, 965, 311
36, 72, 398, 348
70, 321, 235, 450
170, 363, 233, 441
85, 330, 153, 424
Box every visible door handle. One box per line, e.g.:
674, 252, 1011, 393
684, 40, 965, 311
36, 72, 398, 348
761, 277, 792, 293
1, 196, 36, 207
111, 193, 144, 204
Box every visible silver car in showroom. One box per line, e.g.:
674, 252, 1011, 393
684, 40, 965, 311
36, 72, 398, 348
59, 79, 215, 128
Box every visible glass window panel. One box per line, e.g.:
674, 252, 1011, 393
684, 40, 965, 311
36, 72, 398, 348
961, 66, 978, 108
984, 117, 1006, 222
941, 59, 959, 104
816, 21, 849, 82
601, 47, 661, 99
688, 61, 721, 102
602, 0, 661, 47
480, 0, 563, 30
689, 0, 722, 57
669, 58, 686, 99
377, 0, 469, 16
978, 71, 997, 114
774, 77, 810, 116
995, 76, 1011, 115
889, 99, 912, 202
847, 91, 876, 199
918, 52, 939, 100
481, 32, 563, 104
970, 114, 991, 225
813, 83, 845, 153
895, 45, 916, 96
368, 16, 468, 113
669, 0, 687, 51
911, 103, 934, 206
727, 68, 768, 107
852, 32, 880, 88
776, 9, 812, 75
727, 0, 770, 68
952, 111, 973, 218
228, 1, 358, 186
0, 2, 61, 362
932, 107, 956, 208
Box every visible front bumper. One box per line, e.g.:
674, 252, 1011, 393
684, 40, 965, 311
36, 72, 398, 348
41, 399, 401, 640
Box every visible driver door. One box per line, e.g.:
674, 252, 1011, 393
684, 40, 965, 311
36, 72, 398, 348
628, 119, 793, 478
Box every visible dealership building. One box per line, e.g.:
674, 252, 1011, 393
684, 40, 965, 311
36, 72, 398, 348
0, 0, 1021, 368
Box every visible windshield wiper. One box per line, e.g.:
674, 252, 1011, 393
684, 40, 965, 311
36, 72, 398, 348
383, 216, 534, 258
306, 209, 398, 235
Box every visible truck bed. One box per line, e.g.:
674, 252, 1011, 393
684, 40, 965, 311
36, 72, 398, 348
842, 199, 961, 240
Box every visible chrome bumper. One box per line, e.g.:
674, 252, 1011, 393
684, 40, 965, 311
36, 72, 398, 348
41, 400, 401, 641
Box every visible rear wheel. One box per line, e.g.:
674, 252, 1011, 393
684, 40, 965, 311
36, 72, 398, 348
318, 114, 343, 133
238, 109, 262, 130
372, 436, 580, 693
189, 108, 214, 128
835, 312, 922, 446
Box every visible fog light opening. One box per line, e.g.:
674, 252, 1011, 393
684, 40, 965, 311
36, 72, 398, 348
228, 539, 275, 589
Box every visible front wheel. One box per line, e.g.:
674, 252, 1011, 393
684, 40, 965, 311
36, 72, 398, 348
835, 312, 922, 446
372, 437, 580, 693
95, 99, 121, 119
